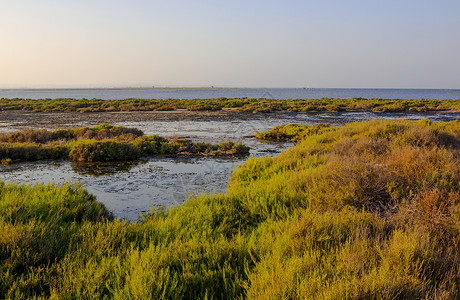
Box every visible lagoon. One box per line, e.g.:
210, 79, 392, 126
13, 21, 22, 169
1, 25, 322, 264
1, 87, 460, 100
1, 110, 458, 220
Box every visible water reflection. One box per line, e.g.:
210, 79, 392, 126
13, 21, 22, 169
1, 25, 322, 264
0, 156, 247, 221
71, 160, 143, 176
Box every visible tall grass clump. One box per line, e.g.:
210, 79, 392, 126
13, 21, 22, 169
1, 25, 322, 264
256, 123, 332, 142
1, 119, 459, 299
0, 182, 111, 299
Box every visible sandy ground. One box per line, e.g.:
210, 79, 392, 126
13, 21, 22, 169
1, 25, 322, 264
0, 110, 264, 132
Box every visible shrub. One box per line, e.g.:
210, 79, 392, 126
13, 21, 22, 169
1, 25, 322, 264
373, 102, 407, 112
0, 143, 69, 161
132, 135, 169, 155
216, 141, 250, 155
256, 123, 331, 142
159, 142, 178, 154
69, 140, 141, 162
4, 129, 54, 144
0, 125, 250, 162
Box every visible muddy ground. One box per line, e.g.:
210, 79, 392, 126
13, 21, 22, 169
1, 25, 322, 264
1, 109, 458, 133
0, 109, 267, 132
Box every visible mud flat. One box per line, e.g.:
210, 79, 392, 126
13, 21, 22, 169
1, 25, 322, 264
1, 109, 459, 133
0, 109, 261, 132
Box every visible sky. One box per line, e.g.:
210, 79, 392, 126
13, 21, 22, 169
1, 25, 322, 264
1, 0, 459, 89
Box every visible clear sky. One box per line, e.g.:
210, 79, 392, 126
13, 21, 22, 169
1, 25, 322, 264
1, 0, 459, 89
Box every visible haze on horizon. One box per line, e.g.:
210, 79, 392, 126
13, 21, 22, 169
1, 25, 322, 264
1, 0, 459, 89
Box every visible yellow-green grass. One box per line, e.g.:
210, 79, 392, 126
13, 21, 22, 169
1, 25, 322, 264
0, 124, 249, 163
0, 97, 459, 113
1, 119, 459, 299
256, 123, 333, 142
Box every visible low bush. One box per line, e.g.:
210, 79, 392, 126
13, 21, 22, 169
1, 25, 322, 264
0, 124, 250, 163
69, 140, 142, 162
216, 141, 250, 155
53, 123, 144, 141
0, 143, 69, 161
256, 123, 331, 142
0, 129, 54, 144
132, 135, 169, 155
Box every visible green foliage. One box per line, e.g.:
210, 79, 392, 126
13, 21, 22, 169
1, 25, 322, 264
69, 140, 142, 162
0, 124, 250, 163
0, 124, 143, 144
1, 97, 459, 113
216, 141, 250, 155
1, 119, 459, 299
0, 182, 111, 225
0, 142, 70, 161
132, 135, 169, 155
256, 123, 332, 142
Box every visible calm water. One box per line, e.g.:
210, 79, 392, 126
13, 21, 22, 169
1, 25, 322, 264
1, 88, 460, 100
1, 111, 458, 221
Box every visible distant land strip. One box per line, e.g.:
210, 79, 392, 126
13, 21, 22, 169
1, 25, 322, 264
0, 87, 243, 92
0, 97, 459, 113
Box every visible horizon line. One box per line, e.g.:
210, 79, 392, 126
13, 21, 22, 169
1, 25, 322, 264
1, 86, 459, 91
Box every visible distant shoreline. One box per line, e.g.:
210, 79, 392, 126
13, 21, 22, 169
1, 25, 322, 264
0, 87, 248, 92
1, 87, 345, 92
1, 87, 459, 92
1, 87, 459, 101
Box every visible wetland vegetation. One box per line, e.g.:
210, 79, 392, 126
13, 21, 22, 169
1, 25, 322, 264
256, 123, 333, 142
1, 119, 459, 298
0, 124, 249, 163
0, 97, 459, 113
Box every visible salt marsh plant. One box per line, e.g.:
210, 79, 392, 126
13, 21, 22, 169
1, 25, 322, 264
0, 97, 459, 113
1, 119, 459, 299
256, 123, 332, 142
0, 124, 249, 163
69, 140, 142, 162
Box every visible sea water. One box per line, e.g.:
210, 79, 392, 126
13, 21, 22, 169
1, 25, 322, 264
1, 88, 460, 100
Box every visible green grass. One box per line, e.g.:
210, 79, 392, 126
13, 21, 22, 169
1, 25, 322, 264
256, 123, 332, 142
0, 124, 249, 162
0, 97, 459, 113
0, 119, 459, 299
